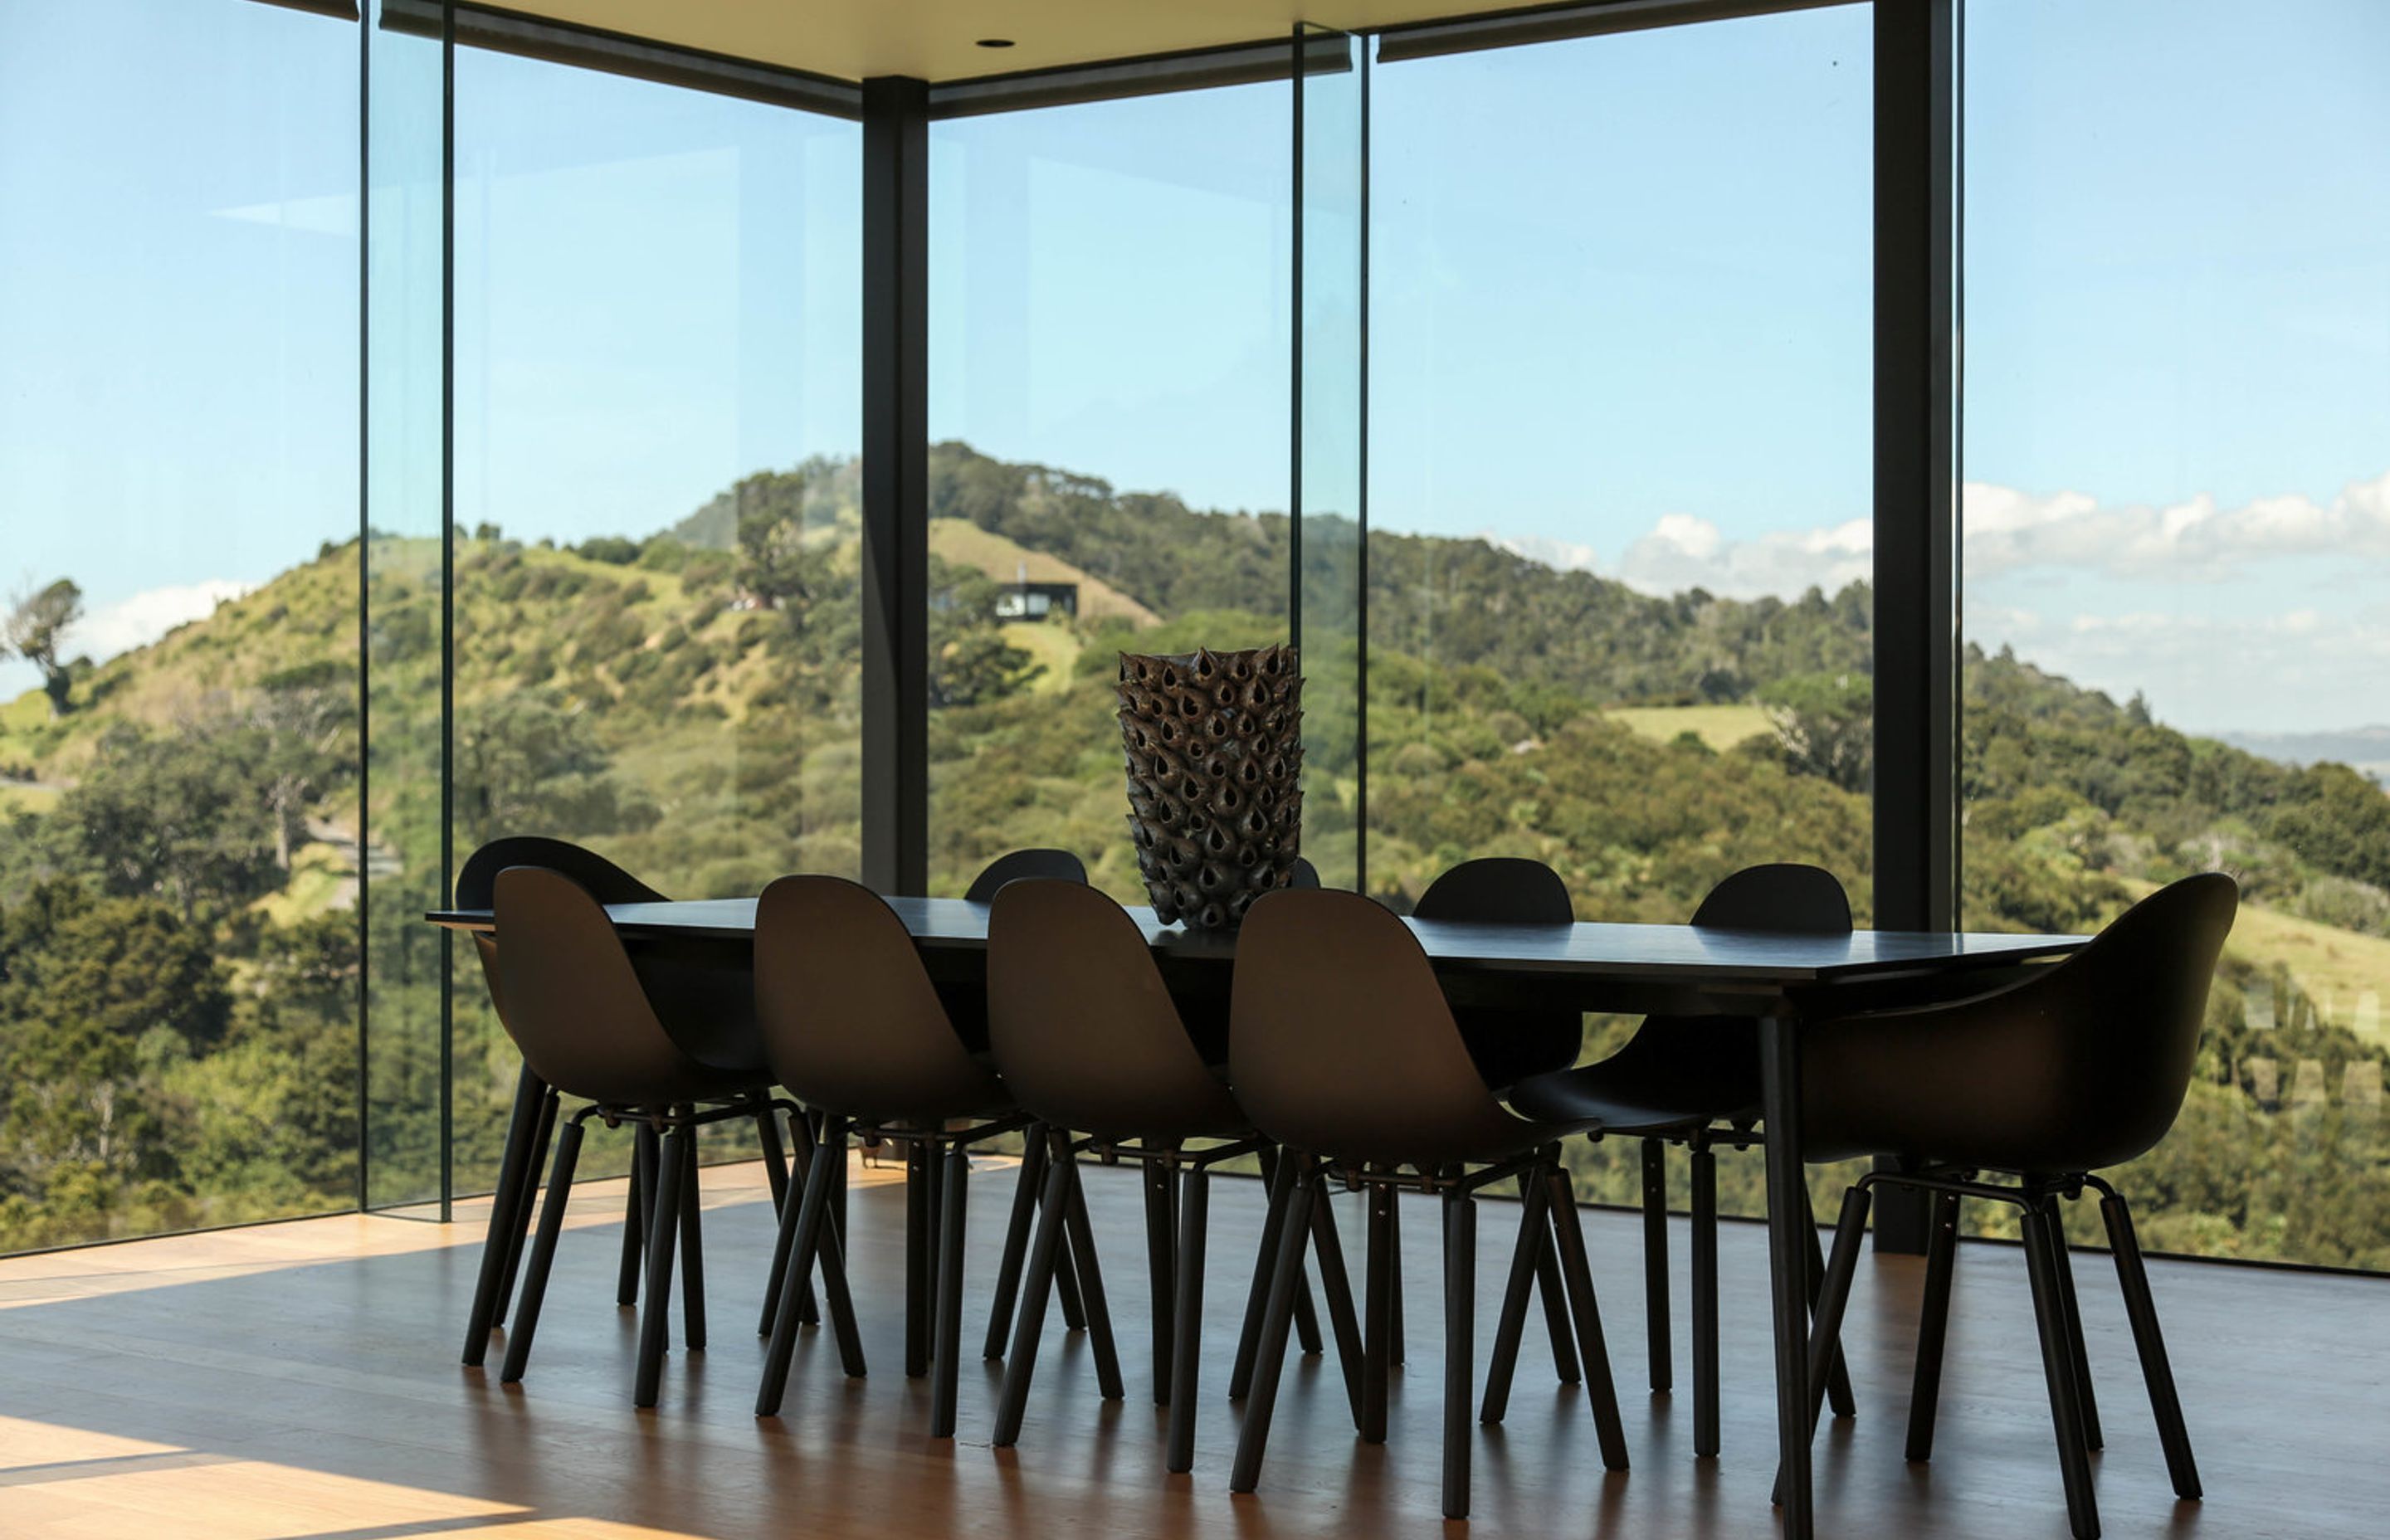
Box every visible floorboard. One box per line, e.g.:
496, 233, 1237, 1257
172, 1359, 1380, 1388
0, 1156, 2382, 1539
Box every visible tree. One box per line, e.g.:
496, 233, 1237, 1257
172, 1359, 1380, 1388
1758, 671, 1873, 793
4, 578, 84, 717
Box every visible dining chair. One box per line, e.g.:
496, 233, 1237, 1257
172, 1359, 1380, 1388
1227, 887, 1631, 1519
487, 866, 844, 1407
983, 879, 1363, 1470
1505, 862, 1858, 1453
456, 836, 809, 1368
749, 874, 1036, 1439
1794, 872, 2236, 1540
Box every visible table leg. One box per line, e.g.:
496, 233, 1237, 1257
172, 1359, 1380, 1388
1758, 1012, 1814, 1540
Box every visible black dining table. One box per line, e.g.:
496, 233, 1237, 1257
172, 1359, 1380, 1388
430, 894, 2087, 1540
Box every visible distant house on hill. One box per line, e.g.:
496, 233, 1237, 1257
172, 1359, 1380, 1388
996, 578, 1079, 621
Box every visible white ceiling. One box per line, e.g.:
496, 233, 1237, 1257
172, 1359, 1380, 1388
500, 1, 1526, 83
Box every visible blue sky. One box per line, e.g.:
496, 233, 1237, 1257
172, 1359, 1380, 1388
3, 0, 2387, 734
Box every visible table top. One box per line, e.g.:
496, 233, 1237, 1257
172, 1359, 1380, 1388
427, 894, 2085, 995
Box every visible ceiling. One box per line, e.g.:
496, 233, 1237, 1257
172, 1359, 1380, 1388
498, 1, 1532, 83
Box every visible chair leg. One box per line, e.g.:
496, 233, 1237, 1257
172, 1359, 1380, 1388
1383, 1170, 1407, 1367
1691, 1142, 1721, 1457
1480, 1161, 1555, 1425
993, 1144, 1076, 1446
1805, 1183, 1857, 1420
1510, 1167, 1578, 1388
983, 1128, 1050, 1359
1441, 1188, 1478, 1520
758, 1109, 819, 1337
464, 1067, 545, 1365
1144, 1153, 1178, 1407
1232, 1147, 1299, 1399
498, 1116, 584, 1383
1905, 1188, 1961, 1461
1643, 1138, 1672, 1395
679, 1133, 706, 1352
1230, 1165, 1316, 1494
634, 1121, 690, 1409
783, 1109, 822, 1328
2096, 1185, 2201, 1500
1165, 1167, 1212, 1474
1363, 1180, 1395, 1444
932, 1143, 971, 1438
905, 1139, 931, 1377
2022, 1195, 2103, 1540
2047, 1201, 2104, 1451
1802, 1187, 1872, 1439
1057, 1136, 1125, 1401
1304, 1166, 1368, 1429
493, 1085, 558, 1332
619, 1121, 655, 1309
1546, 1165, 1631, 1471
756, 1114, 860, 1416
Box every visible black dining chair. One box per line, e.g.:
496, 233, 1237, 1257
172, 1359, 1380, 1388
1227, 887, 1631, 1519
1795, 872, 2236, 1540
750, 874, 1037, 1439
456, 836, 808, 1369
488, 866, 845, 1407
1505, 862, 1858, 1453
983, 879, 1363, 1470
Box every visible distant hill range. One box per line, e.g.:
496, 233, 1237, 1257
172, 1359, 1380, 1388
2216, 726, 2390, 785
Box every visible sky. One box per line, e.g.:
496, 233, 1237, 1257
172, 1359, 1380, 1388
2, 0, 2387, 737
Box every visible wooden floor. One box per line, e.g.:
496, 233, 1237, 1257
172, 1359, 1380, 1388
0, 1157, 2383, 1540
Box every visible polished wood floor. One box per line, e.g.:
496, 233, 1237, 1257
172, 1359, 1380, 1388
0, 1155, 2382, 1539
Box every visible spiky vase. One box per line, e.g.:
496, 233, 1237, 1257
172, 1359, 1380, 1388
1117, 644, 1304, 929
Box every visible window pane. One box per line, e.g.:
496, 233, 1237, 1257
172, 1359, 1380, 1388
1962, 0, 2390, 1267
1, 0, 361, 1245
442, 51, 863, 1188
927, 85, 1292, 904
1368, 8, 1874, 1216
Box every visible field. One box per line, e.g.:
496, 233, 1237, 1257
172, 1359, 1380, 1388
1603, 703, 1773, 753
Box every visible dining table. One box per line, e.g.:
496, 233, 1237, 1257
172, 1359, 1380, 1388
430, 892, 2089, 1540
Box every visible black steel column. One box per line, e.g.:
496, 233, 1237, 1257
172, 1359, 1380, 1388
861, 76, 931, 896
1871, 0, 1961, 1254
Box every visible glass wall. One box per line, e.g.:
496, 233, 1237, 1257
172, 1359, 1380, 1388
446, 48, 863, 1189
1367, 8, 1874, 1211
1961, 0, 2390, 1268
925, 81, 1294, 903
0, 0, 363, 1245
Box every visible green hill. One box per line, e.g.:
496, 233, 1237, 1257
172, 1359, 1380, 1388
3, 443, 2388, 1265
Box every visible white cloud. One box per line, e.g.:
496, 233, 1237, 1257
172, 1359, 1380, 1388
1480, 529, 1601, 573
1963, 469, 2390, 581
68, 580, 253, 663
1614, 513, 1872, 600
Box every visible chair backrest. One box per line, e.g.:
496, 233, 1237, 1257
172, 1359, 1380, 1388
458, 836, 666, 1024
1287, 856, 1322, 890
1414, 856, 1572, 926
2026, 870, 2238, 1167
1689, 862, 1851, 933
965, 847, 1088, 903
1230, 889, 1531, 1167
753, 874, 1002, 1123
988, 880, 1244, 1139
491, 865, 723, 1107
1414, 856, 1583, 1088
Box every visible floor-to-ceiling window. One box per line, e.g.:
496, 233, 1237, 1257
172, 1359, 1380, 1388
1367, 7, 1875, 1211
1961, 0, 2390, 1268
445, 49, 863, 1189
0, 0, 362, 1247
925, 82, 1294, 903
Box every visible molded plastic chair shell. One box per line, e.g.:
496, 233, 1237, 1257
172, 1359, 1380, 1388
1231, 889, 1580, 1168
1414, 857, 1584, 1089
987, 880, 1246, 1142
458, 836, 663, 1022
490, 866, 758, 1108
965, 847, 1088, 903
753, 874, 1007, 1123
1801, 872, 2238, 1172
1507, 863, 1853, 1132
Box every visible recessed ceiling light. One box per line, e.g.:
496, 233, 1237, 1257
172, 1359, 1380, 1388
976, 38, 1016, 49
